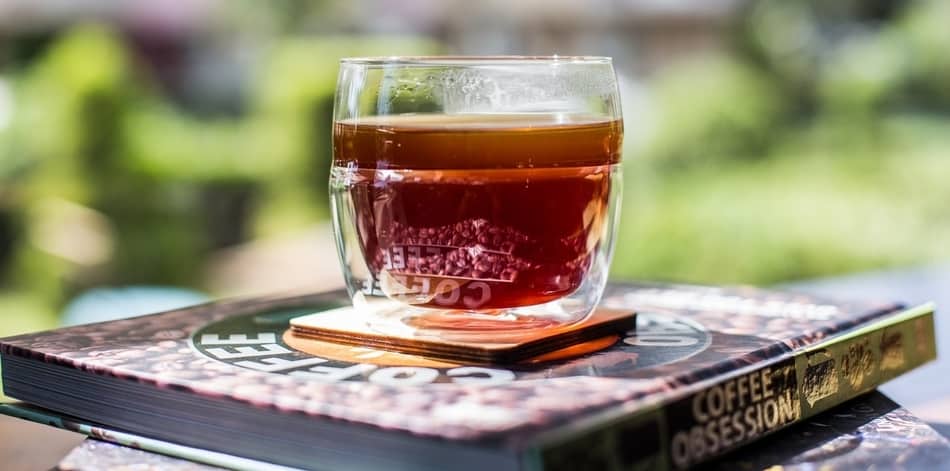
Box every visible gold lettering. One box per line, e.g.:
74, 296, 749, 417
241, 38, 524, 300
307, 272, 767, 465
778, 391, 799, 424
724, 380, 737, 414
755, 402, 765, 432
693, 391, 709, 423
750, 373, 761, 402
718, 415, 732, 449
763, 400, 780, 429
671, 432, 690, 468
705, 421, 720, 454
690, 426, 705, 460
731, 411, 746, 443
745, 406, 759, 437
737, 375, 749, 407
761, 367, 774, 399
707, 386, 725, 418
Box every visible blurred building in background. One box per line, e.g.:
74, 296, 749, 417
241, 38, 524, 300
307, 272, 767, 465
0, 0, 948, 333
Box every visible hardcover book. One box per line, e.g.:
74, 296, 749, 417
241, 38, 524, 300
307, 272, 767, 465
0, 283, 937, 470
42, 390, 950, 470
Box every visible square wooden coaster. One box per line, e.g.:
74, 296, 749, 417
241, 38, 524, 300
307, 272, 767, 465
289, 307, 636, 364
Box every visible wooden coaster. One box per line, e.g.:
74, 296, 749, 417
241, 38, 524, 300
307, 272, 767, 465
289, 307, 636, 364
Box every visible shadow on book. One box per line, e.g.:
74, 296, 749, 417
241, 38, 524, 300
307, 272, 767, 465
708, 390, 950, 470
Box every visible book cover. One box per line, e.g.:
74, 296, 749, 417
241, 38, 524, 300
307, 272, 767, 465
42, 390, 950, 470
0, 283, 937, 470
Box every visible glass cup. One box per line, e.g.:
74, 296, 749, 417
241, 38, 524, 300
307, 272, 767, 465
330, 56, 623, 341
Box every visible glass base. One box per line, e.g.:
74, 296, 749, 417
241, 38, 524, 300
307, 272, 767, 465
353, 296, 593, 344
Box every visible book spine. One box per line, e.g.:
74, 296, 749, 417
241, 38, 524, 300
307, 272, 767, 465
530, 305, 937, 470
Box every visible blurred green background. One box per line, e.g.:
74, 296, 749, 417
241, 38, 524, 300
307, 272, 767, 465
0, 0, 948, 335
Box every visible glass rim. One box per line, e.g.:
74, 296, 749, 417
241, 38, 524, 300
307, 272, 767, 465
339, 55, 613, 66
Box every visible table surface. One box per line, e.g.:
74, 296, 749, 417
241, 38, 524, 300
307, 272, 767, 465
1, 263, 948, 470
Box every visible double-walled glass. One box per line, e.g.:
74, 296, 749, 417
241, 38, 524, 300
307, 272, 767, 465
331, 56, 623, 340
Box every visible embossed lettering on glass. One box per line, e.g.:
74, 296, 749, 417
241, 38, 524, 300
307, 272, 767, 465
331, 56, 623, 340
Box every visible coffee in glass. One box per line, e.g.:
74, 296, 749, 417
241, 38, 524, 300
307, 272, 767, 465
331, 57, 623, 338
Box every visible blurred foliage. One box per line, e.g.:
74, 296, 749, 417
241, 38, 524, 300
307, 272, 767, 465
0, 22, 439, 319
612, 0, 950, 284
898, 0, 950, 102
0, 0, 949, 325
0, 292, 58, 337
644, 56, 786, 169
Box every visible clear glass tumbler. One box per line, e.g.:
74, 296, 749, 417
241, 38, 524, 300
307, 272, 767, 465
330, 56, 623, 341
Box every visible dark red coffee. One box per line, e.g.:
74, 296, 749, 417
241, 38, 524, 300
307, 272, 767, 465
332, 114, 622, 310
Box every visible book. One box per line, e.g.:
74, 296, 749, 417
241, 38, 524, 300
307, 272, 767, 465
39, 390, 950, 470
0, 282, 937, 470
